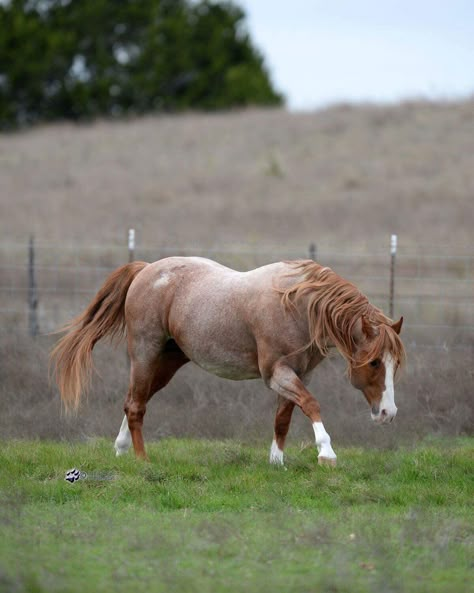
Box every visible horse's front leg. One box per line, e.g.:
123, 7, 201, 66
270, 396, 295, 465
266, 362, 337, 466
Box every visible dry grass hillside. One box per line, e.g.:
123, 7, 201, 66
1, 101, 473, 443
2, 99, 474, 249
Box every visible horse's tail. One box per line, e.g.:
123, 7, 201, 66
50, 261, 148, 412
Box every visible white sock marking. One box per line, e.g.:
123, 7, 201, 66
269, 440, 284, 465
312, 422, 337, 459
114, 415, 132, 456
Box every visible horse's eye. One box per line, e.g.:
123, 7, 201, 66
369, 359, 380, 368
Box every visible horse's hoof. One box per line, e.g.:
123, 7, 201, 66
318, 456, 337, 467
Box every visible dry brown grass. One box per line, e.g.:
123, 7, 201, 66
1, 100, 474, 249
1, 100, 473, 441
1, 333, 472, 443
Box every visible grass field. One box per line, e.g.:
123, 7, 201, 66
0, 438, 472, 593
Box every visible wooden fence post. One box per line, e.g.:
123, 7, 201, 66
389, 234, 397, 319
28, 235, 39, 337
309, 242, 317, 261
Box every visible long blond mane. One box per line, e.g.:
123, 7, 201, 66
279, 260, 406, 368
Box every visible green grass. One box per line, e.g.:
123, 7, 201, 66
0, 438, 472, 593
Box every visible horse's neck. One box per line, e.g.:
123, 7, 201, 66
297, 289, 354, 360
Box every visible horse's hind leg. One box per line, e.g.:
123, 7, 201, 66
269, 396, 295, 465
114, 414, 132, 456
117, 345, 189, 460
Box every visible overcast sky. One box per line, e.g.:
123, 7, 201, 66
239, 0, 474, 110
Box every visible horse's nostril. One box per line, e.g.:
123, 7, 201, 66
381, 409, 387, 417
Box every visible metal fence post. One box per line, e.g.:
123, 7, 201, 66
389, 234, 397, 319
128, 229, 135, 263
28, 235, 39, 337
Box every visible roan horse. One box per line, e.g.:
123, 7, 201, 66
51, 257, 405, 466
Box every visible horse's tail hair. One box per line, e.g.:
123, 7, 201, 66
50, 261, 148, 412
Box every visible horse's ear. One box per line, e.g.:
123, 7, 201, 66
391, 316, 403, 335
352, 316, 374, 344
352, 317, 364, 344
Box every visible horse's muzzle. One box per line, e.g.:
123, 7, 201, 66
371, 406, 397, 425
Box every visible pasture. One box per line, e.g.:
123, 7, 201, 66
0, 438, 472, 593
1, 101, 473, 593
2, 101, 474, 249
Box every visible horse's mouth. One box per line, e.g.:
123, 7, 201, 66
371, 411, 396, 425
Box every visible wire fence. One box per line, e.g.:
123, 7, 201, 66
1, 237, 473, 350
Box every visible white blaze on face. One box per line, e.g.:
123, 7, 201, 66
114, 415, 132, 456
377, 354, 398, 420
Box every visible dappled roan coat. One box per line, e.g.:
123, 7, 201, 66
51, 257, 405, 466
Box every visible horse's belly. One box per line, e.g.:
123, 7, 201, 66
185, 343, 260, 380
197, 359, 260, 380
167, 274, 263, 380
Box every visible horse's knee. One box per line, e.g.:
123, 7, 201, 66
300, 394, 321, 421
126, 401, 146, 429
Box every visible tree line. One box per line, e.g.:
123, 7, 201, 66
0, 0, 283, 129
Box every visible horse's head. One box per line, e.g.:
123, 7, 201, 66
349, 316, 404, 424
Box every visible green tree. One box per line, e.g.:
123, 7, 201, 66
0, 0, 283, 128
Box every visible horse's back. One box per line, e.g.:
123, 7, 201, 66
127, 256, 302, 325
125, 257, 298, 379
137, 256, 290, 293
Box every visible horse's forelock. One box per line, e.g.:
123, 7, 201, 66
357, 322, 406, 372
